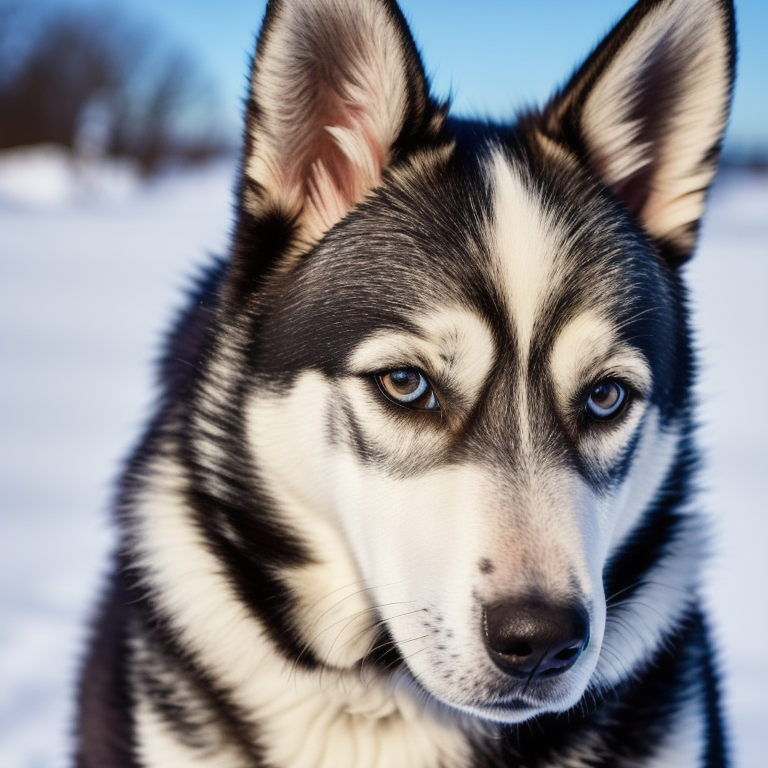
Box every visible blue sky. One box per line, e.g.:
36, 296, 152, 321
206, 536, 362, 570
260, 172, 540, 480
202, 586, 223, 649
49, 0, 767, 154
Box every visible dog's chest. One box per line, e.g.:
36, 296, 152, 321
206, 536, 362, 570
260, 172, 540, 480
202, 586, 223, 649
132, 656, 479, 768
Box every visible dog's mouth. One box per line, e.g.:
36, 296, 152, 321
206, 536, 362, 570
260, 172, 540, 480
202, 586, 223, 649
459, 671, 592, 722
367, 605, 594, 722
449, 692, 549, 724
476, 673, 575, 709
395, 659, 576, 723
482, 697, 534, 712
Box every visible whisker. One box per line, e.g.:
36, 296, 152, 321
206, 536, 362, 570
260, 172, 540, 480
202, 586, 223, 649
606, 578, 690, 606
340, 608, 427, 653
285, 585, 412, 684
381, 644, 429, 676
287, 600, 414, 686
319, 601, 416, 676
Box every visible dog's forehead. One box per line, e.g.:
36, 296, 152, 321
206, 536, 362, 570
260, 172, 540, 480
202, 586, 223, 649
488, 149, 568, 355
481, 147, 670, 357
267, 139, 670, 377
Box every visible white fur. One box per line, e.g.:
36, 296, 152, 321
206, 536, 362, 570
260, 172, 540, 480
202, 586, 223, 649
598, 506, 706, 688
245, 369, 378, 668
607, 407, 681, 552
488, 151, 565, 368
487, 149, 574, 455
132, 449, 475, 768
642, 696, 706, 767
323, 433, 610, 722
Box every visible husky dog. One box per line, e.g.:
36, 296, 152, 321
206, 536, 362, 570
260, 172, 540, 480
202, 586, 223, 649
76, 0, 736, 765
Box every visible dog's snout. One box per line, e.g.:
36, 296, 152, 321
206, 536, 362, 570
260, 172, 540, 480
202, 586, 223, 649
483, 598, 589, 680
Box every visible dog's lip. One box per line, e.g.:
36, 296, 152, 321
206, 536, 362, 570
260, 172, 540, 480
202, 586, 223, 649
480, 698, 536, 712
484, 697, 533, 711
480, 694, 537, 713
398, 665, 541, 715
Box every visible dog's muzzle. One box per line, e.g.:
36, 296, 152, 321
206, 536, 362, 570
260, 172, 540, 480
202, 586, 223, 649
483, 597, 590, 680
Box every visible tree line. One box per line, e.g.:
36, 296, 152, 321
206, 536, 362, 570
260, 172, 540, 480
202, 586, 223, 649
0, 2, 233, 175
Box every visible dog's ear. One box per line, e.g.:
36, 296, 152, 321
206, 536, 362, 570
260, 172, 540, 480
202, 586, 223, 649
242, 0, 434, 248
544, 0, 735, 265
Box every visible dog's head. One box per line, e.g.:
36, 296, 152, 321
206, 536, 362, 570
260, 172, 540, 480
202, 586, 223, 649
200, 0, 734, 723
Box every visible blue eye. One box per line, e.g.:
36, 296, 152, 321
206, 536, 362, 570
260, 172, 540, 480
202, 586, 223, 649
378, 369, 439, 410
585, 380, 627, 420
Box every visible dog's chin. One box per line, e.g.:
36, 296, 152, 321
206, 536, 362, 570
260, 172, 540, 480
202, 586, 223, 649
402, 669, 585, 725
447, 688, 581, 725
454, 698, 543, 725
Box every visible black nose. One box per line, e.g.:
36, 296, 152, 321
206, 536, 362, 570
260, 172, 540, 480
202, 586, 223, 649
483, 597, 589, 680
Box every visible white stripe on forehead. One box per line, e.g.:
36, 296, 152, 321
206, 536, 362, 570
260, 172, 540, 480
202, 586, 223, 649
487, 150, 569, 449
487, 150, 568, 361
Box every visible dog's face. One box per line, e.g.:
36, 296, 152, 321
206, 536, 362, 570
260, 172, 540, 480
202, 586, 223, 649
244, 147, 682, 720
207, 0, 733, 723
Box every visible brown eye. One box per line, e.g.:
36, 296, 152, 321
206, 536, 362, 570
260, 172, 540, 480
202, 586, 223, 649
585, 380, 627, 420
378, 369, 439, 410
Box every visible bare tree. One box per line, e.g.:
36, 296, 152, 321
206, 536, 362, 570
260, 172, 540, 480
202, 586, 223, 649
0, 2, 231, 174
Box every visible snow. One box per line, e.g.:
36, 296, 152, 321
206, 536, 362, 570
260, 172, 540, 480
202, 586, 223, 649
0, 147, 766, 766
0, 145, 140, 209
686, 169, 768, 766
0, 148, 235, 767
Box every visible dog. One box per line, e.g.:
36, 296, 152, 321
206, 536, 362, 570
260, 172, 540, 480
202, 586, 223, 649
75, 0, 736, 765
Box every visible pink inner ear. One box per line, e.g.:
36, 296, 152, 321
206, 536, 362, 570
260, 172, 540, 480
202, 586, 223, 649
275, 70, 394, 242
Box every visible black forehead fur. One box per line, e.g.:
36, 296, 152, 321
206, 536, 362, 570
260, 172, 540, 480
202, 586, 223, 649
231, 115, 690, 421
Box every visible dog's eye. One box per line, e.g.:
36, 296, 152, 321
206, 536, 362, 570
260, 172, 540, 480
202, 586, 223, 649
585, 380, 627, 420
378, 369, 439, 410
